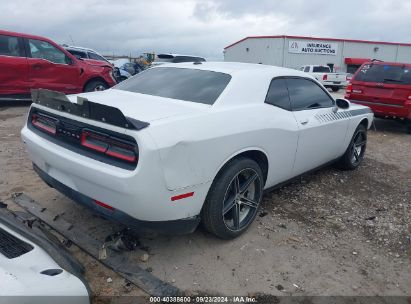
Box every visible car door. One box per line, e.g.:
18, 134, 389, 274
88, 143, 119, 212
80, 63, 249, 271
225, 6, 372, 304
263, 78, 300, 186
0, 34, 29, 97
26, 38, 81, 94
288, 77, 349, 176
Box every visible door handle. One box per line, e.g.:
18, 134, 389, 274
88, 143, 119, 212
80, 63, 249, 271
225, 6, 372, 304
33, 64, 42, 70
300, 118, 309, 125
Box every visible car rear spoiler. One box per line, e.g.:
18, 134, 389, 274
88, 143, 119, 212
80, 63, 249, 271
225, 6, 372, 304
31, 89, 149, 130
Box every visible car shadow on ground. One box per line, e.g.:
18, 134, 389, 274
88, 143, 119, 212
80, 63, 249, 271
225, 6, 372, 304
371, 118, 409, 135
0, 100, 31, 110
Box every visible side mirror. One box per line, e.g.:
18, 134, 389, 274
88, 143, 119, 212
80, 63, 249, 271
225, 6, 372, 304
335, 98, 350, 110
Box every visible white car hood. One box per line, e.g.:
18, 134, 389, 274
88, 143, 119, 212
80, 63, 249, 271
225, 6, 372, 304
69, 89, 208, 123
0, 223, 89, 301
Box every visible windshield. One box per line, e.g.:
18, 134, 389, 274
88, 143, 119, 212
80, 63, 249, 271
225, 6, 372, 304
313, 66, 331, 73
114, 67, 231, 105
354, 64, 411, 84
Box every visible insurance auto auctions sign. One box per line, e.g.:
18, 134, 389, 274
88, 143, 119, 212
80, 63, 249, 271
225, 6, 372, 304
288, 40, 338, 56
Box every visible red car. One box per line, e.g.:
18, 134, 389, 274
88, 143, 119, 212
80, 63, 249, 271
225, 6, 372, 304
345, 61, 411, 133
0, 30, 116, 101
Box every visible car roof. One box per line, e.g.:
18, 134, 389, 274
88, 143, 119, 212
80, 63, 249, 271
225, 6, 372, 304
153, 61, 309, 78
64, 46, 95, 52
157, 53, 204, 58
362, 61, 411, 67
0, 29, 52, 42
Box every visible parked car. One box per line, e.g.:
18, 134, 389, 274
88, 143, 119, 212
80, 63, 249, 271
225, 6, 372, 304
22, 62, 373, 239
63, 46, 128, 83
0, 218, 89, 303
300, 65, 349, 92
63, 45, 109, 63
152, 53, 206, 66
0, 30, 117, 101
345, 61, 411, 133
110, 58, 144, 81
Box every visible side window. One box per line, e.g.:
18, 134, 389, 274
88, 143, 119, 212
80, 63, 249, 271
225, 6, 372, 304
304, 66, 310, 72
28, 39, 69, 64
286, 78, 334, 111
0, 35, 23, 57
265, 78, 291, 110
88, 51, 106, 61
68, 50, 87, 59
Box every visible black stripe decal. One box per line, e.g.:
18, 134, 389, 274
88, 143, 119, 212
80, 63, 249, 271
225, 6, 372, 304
349, 108, 373, 116
314, 108, 372, 123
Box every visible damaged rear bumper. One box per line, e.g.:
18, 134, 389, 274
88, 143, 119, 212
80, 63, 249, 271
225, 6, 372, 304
34, 164, 201, 235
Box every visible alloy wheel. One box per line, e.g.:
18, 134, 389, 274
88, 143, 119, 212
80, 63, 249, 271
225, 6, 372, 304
94, 85, 106, 91
351, 130, 366, 165
222, 168, 262, 231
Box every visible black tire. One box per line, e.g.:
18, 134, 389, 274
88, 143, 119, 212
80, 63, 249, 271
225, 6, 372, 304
201, 158, 264, 239
337, 124, 367, 170
331, 87, 340, 92
84, 80, 108, 92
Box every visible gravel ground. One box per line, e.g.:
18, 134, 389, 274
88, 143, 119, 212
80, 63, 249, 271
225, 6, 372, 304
0, 99, 410, 299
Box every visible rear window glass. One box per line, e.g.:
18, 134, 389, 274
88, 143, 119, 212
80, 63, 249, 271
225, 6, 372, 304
313, 66, 330, 73
354, 64, 411, 85
114, 67, 231, 105
173, 56, 206, 63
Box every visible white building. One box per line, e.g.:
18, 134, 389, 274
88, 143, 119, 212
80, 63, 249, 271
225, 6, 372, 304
223, 35, 411, 74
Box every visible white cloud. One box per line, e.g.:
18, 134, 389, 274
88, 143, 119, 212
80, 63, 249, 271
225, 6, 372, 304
1, 0, 410, 60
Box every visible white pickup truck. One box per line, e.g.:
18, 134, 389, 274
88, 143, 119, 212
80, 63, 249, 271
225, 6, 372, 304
300, 65, 349, 92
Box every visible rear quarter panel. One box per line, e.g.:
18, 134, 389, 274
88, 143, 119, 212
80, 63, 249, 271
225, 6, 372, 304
147, 104, 299, 191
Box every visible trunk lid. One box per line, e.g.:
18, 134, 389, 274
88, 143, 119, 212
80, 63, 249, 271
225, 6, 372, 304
350, 63, 411, 107
68, 89, 208, 123
350, 81, 411, 107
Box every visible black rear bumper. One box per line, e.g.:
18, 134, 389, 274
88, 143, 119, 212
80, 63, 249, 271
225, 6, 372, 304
34, 164, 200, 235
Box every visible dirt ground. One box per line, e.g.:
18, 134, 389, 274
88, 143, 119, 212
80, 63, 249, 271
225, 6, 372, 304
0, 98, 410, 300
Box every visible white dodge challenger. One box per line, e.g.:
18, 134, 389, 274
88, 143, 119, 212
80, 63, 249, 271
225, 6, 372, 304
21, 62, 373, 239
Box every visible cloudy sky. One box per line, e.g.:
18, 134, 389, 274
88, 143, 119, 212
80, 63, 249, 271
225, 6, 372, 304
2, 0, 411, 60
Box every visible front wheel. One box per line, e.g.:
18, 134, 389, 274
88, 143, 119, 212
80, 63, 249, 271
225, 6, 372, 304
201, 158, 264, 239
84, 80, 109, 92
337, 124, 367, 170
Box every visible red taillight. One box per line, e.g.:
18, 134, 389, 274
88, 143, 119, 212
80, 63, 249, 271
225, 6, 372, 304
31, 113, 57, 135
80, 130, 137, 163
171, 192, 194, 201
323, 74, 328, 81
93, 199, 115, 211
106, 145, 137, 162
81, 131, 109, 153
346, 84, 353, 93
